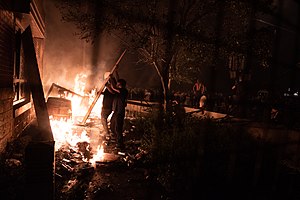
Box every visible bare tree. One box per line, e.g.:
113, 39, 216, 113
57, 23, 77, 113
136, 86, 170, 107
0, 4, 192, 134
55, 0, 275, 111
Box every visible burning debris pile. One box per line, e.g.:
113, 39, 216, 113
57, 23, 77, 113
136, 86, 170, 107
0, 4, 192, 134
54, 144, 96, 199
0, 116, 151, 199
42, 67, 150, 196
53, 118, 150, 199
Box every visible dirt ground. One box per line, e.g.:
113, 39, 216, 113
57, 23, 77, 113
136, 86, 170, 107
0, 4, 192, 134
80, 162, 166, 200
54, 130, 168, 200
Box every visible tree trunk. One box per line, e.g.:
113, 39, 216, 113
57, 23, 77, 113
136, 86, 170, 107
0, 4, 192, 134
153, 62, 168, 111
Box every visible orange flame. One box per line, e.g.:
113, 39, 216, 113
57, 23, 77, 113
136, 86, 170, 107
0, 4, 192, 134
50, 72, 106, 165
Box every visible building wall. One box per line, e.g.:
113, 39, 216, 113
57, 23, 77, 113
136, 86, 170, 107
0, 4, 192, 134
0, 89, 14, 153
0, 0, 45, 153
0, 1, 14, 88
0, 1, 15, 153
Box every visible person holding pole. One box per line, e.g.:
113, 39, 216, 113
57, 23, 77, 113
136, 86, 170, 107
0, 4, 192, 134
101, 70, 119, 139
80, 49, 127, 126
110, 78, 128, 150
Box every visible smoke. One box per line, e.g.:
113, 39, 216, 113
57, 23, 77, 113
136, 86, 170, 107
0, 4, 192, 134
43, 1, 121, 94
43, 1, 162, 94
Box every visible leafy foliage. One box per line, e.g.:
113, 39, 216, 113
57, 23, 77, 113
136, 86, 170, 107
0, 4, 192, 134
54, 0, 275, 108
132, 111, 259, 198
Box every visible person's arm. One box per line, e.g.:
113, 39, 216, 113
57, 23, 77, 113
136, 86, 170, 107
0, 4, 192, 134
104, 74, 115, 92
105, 84, 116, 94
201, 84, 206, 94
110, 83, 120, 93
193, 83, 197, 93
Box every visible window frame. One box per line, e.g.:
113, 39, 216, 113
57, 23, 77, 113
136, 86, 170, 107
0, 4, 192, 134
13, 28, 30, 108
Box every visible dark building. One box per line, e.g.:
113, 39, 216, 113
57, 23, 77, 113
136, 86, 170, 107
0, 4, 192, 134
0, 0, 46, 153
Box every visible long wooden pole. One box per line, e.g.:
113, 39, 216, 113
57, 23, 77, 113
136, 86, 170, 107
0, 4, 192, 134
80, 49, 127, 125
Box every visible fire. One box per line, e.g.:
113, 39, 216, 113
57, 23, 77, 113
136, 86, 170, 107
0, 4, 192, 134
89, 145, 104, 167
49, 72, 105, 165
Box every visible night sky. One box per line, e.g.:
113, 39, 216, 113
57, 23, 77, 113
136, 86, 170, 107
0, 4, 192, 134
43, 0, 300, 95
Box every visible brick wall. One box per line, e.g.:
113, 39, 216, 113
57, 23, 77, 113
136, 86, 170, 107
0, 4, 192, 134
0, 2, 14, 153
0, 89, 14, 153
0, 1, 44, 154
0, 2, 14, 88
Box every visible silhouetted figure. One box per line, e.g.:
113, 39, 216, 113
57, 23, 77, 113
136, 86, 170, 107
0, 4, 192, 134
110, 79, 128, 150
192, 79, 206, 108
101, 71, 118, 138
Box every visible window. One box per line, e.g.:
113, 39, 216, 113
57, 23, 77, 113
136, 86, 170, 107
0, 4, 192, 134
13, 29, 29, 106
